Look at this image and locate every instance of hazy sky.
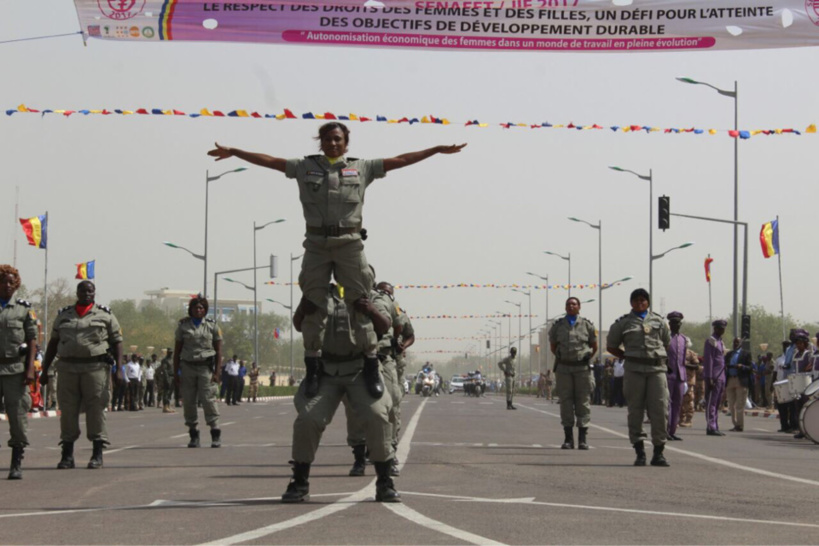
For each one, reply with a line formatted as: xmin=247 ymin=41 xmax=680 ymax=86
xmin=3 ymin=0 xmax=818 ymax=360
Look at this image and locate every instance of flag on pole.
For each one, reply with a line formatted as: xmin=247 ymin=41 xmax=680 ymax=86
xmin=19 ymin=215 xmax=47 ymax=249
xmin=274 ymin=328 xmax=281 ymax=339
xmin=75 ymin=260 xmax=95 ymax=280
xmin=704 ymin=257 xmax=714 ymax=282
xmin=760 ymin=219 xmax=780 ymax=258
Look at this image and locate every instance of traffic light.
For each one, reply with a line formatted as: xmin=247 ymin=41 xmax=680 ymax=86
xmin=741 ymin=314 xmax=751 ymax=340
xmin=658 ymin=196 xmax=671 ymax=230
xmin=486 ymin=339 xmax=490 ymax=349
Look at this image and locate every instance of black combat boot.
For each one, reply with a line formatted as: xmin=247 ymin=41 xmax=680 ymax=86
xmin=349 ymin=445 xmax=366 ymax=476
xmin=57 ymin=441 xmax=75 ymax=469
xmin=281 ymin=462 xmax=310 ymax=503
xmin=650 ymin=444 xmax=670 ymax=467
xmin=633 ymin=440 xmax=647 ymax=467
xmin=187 ymin=428 xmax=200 ymax=448
xmin=8 ymin=446 xmax=24 ymax=480
xmin=362 ymin=357 xmax=384 ymax=399
xmin=374 ymin=460 xmax=401 ymax=503
xmin=88 ymin=440 xmax=104 ymax=469
xmin=578 ymin=427 xmax=589 ymax=450
xmin=303 ymin=357 xmax=321 ymax=398
xmin=507 ymin=401 xmax=517 ymax=410
xmin=390 ymin=452 xmax=400 ymax=477
xmin=561 ymin=427 xmax=574 ymax=449
xmin=210 ymin=428 xmax=222 ymax=448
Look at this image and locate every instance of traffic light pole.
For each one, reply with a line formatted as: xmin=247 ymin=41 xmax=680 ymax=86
xmin=671 ymin=212 xmax=748 ymax=345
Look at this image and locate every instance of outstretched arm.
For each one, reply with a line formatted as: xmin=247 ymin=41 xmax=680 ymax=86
xmin=207 ymin=142 xmax=286 ymax=173
xmin=383 ymin=144 xmax=467 ymax=173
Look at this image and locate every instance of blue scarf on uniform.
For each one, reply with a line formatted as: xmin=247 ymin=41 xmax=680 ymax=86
xmin=567 ymin=315 xmax=577 ymax=327
xmin=192 ymin=318 xmax=203 ymax=327
xmin=634 ymin=311 xmax=648 ymax=319
xmin=0 ymin=299 xmax=8 ymax=309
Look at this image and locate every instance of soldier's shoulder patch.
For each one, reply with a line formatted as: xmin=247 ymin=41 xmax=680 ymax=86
xmin=305 ymin=154 xmax=322 ymax=160
xmin=96 ymin=304 xmax=112 ymax=314
xmin=347 ymin=157 xmax=360 ymax=162
xmin=15 ymin=299 xmax=31 ymax=308
xmin=58 ymin=305 xmax=73 ymax=314
xmin=614 ymin=313 xmax=630 ymax=323
xmin=205 ymin=318 xmax=215 ymax=323
xmin=178 ymin=317 xmax=189 ymax=325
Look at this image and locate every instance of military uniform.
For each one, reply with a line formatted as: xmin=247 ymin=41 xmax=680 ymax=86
xmin=0 ymin=299 xmax=37 ymax=449
xmin=498 ymin=354 xmax=516 ymax=405
xmin=248 ymin=366 xmax=259 ymax=402
xmin=51 ymin=304 xmax=122 ymax=447
xmin=549 ymin=316 xmax=596 ymax=429
xmin=372 ymin=290 xmax=405 ymax=472
xmin=175 ymin=317 xmax=221 ymax=430
xmin=45 ymin=362 xmax=58 ymax=411
xmin=395 ymin=312 xmax=414 ymax=383
xmin=606 ymin=311 xmax=670 ymax=447
xmin=680 ymin=349 xmax=699 ymax=426
xmin=286 ymin=156 xmax=385 ymax=357
xmin=157 ymin=353 xmax=175 ymax=411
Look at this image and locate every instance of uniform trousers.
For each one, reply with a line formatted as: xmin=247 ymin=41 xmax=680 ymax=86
xmin=0 ymin=373 xmax=31 ymax=447
xmin=127 ymin=379 xmax=140 ymax=410
xmin=56 ymin=361 xmax=110 ymax=445
xmin=46 ymin=373 xmax=58 ymax=409
xmin=504 ymin=375 xmax=515 ymax=403
xmin=299 ymin=236 xmax=376 ymax=356
xmin=343 ymin=393 xmax=366 ymax=447
xmin=667 ymin=377 xmax=686 ymax=435
xmin=623 ymin=366 xmax=668 ymax=446
xmin=180 ymin=361 xmax=220 ymax=429
xmin=248 ymin=382 xmax=258 ymax=401
xmin=381 ymin=357 xmax=403 ymax=447
xmin=725 ymin=376 xmax=748 ymax=429
xmin=705 ymin=378 xmax=726 ymax=431
xmin=681 ymin=368 xmax=697 ymax=425
xmin=159 ymin=376 xmax=174 ymax=406
xmin=292 ymin=368 xmax=393 ymax=463
xmin=555 ymin=364 xmax=593 ymax=428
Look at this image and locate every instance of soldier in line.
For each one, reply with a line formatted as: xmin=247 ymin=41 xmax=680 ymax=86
xmin=156 ymin=348 xmax=176 ymax=413
xmin=703 ymin=320 xmax=727 ymax=437
xmin=174 ymin=296 xmax=223 ymax=449
xmin=0 ymin=265 xmax=38 ymax=479
xmin=284 ymin=283 xmax=398 ymax=503
xmin=665 ymin=312 xmax=687 ymax=441
xmin=247 ymin=362 xmax=260 ymax=402
xmin=679 ymin=343 xmax=701 ymax=427
xmin=208 ymin=126 xmax=465 ymax=409
xmin=548 ymin=297 xmax=597 ymax=450
xmin=43 ymin=345 xmax=58 ymax=411
xmin=498 ymin=347 xmax=518 ymax=410
xmin=606 ymin=289 xmax=671 ymax=467
xmin=41 ymin=280 xmax=123 ymax=470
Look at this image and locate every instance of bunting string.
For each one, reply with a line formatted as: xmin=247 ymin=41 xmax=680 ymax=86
xmin=264 ymin=281 xmax=621 ymax=290
xmin=6 ymin=104 xmax=813 ymax=140
xmin=409 ymin=314 xmax=538 ymax=320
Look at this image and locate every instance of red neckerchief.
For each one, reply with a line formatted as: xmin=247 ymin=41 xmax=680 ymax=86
xmin=75 ymin=303 xmax=94 ymax=317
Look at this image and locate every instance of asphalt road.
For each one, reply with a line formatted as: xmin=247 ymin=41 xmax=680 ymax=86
xmin=1 ymin=393 xmax=817 ymax=545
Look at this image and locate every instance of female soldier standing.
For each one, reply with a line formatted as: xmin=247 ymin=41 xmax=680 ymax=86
xmin=0 ymin=265 xmax=37 ymax=479
xmin=41 ymin=281 xmax=123 ymax=469
xmin=606 ymin=289 xmax=671 ymax=467
xmin=173 ymin=296 xmax=223 ymax=448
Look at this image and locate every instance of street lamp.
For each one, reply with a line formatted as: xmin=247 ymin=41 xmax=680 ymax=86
xmin=676 ymin=76 xmax=740 ymax=337
xmin=290 ymin=253 xmax=304 ymax=380
xmin=223 ymin=276 xmax=257 ymax=363
xmin=163 ymin=242 xmax=205 ymax=293
xmin=544 ymin=251 xmax=571 ymax=297
xmin=568 ymin=216 xmax=603 ymax=366
xmin=609 ymin=166 xmax=653 ymax=305
xmin=253 ymin=218 xmax=286 ymax=368
xmin=205 ymin=167 xmax=247 ymax=297
xmin=652 ymin=243 xmax=695 ymax=299
xmin=504 ymin=300 xmax=522 ymax=382
xmin=512 ymin=288 xmax=533 ymax=382
xmin=488 ymin=320 xmax=501 ymax=361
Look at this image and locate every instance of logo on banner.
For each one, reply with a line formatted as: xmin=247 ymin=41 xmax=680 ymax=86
xmin=97 ymin=0 xmax=146 ymax=21
xmin=808 ymin=0 xmax=819 ymax=25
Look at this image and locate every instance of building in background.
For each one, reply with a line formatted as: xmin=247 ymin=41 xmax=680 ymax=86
xmin=142 ymin=288 xmax=260 ymax=321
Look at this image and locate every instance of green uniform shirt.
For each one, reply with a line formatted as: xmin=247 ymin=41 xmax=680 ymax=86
xmin=0 ymin=299 xmax=38 ymax=374
xmin=498 ymin=355 xmax=516 ymax=376
xmin=51 ymin=304 xmax=123 ymax=359
xmin=606 ymin=311 xmax=670 ymax=372
xmin=175 ymin=318 xmax=221 ymax=362
xmin=157 ymin=355 xmax=174 ymax=379
xmin=371 ymin=290 xmax=399 ymax=357
xmin=285 ymin=156 xmax=385 ymax=231
xmin=397 ymin=312 xmax=414 ymax=340
xmin=321 ymin=285 xmax=361 ymax=376
xmin=548 ymin=315 xmax=596 ymax=364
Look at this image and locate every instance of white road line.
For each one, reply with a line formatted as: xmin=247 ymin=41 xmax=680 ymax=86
xmin=401 ymin=492 xmax=819 ymax=530
xmin=519 ymin=403 xmax=819 ymax=488
xmin=753 ymin=428 xmax=769 ymax=432
xmin=383 ymin=503 xmax=506 ymax=546
xmin=221 ymin=422 xmax=235 ymax=427
xmin=169 ymin=433 xmax=188 ymax=439
xmin=106 ymin=445 xmax=137 ymax=455
xmin=451 ymin=401 xmax=465 ymax=404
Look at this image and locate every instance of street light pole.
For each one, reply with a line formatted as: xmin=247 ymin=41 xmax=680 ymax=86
xmin=505 ymin=300 xmax=522 ymax=382
xmin=253 ymin=218 xmax=286 ymax=367
xmin=609 ymin=166 xmax=653 ymax=305
xmin=568 ymin=217 xmax=603 ymax=366
xmin=544 ymin=251 xmax=571 ymax=297
xmin=205 ymin=167 xmax=247 ymax=298
xmin=290 ymin=253 xmax=304 ymax=381
xmin=513 ymin=288 xmax=533 ymax=381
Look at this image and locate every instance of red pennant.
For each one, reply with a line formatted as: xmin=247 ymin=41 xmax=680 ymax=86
xmin=173 ymin=109 xmax=186 ymax=115
xmin=323 ymin=112 xmax=337 ymax=120
xmin=213 ymin=111 xmax=225 ymax=117
xmin=250 ymin=112 xmax=262 ymax=118
xmin=136 ymin=108 xmax=149 ymax=115
xmin=359 ymin=117 xmax=371 ymax=122
xmin=728 ymin=130 xmax=739 ymax=138
xmin=284 ymin=109 xmax=296 ymax=119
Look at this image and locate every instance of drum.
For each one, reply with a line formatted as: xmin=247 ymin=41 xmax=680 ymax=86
xmin=799 ymin=398 xmax=819 ymax=444
xmin=802 ymin=378 xmax=819 ymax=401
xmin=789 ymin=373 xmax=813 ymax=398
xmin=774 ymin=379 xmax=793 ymax=403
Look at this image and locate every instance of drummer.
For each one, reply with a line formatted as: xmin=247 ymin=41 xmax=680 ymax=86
xmin=791 ymin=329 xmax=813 ymax=439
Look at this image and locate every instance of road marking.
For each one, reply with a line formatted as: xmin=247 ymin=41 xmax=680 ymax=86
xmin=401 ymin=492 xmax=819 ymax=530
xmin=753 ymin=428 xmax=769 ymax=432
xmin=519 ymin=403 xmax=819 ymax=488
xmin=106 ymin=445 xmax=137 ymax=455
xmin=221 ymin=422 xmax=235 ymax=427
xmin=277 ymin=412 xmax=288 ymax=415
xmin=383 ymin=503 xmax=506 ymax=546
xmin=170 ymin=433 xmax=188 ymax=439
xmin=451 ymin=401 xmax=465 ymax=404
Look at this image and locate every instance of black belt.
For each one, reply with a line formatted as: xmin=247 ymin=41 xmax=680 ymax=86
xmin=557 ymin=360 xmax=590 ymax=366
xmin=60 ymin=356 xmax=106 ymax=364
xmin=322 ymin=352 xmax=363 ymax=363
xmin=306 ymin=225 xmax=360 ymax=237
xmin=0 ymin=357 xmax=22 ymax=365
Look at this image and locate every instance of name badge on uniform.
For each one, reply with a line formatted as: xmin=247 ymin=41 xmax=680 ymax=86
xmin=307 ymin=171 xmax=324 ymax=177
xmin=341 ymin=168 xmax=358 ymax=177
xmin=644 ymin=325 xmax=652 ymax=334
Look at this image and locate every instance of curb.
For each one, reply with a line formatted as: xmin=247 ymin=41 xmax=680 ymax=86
xmin=722 ymin=409 xmax=780 ymax=419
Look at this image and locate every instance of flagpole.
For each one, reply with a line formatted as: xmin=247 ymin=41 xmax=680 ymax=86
xmin=776 ymin=215 xmax=785 ymax=340
xmin=43 ymin=211 xmax=49 ymax=348
xmin=707 ymin=253 xmax=712 ymax=325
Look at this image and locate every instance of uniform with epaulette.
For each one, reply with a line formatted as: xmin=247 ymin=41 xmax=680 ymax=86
xmin=549 ymin=314 xmax=597 ymax=450
xmin=498 ymin=349 xmax=518 ymax=409
xmin=0 ymin=297 xmax=37 ymax=478
xmin=174 ymin=316 xmax=221 ymax=442
xmin=395 ymin=310 xmax=414 ymax=382
xmin=606 ymin=307 xmax=671 ymax=460
xmin=156 ymin=350 xmax=176 ymax=413
xmin=285 ymin=155 xmax=386 ymax=402
xmin=49 ymin=302 xmax=122 ymax=468
xmin=285 ymin=284 xmax=397 ymax=504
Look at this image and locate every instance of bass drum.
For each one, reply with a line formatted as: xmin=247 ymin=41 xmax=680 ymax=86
xmin=799 ymin=398 xmax=819 ymax=444
xmin=802 ymin=378 xmax=819 ymax=401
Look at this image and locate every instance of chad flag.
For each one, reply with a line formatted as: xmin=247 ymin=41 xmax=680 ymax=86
xmin=19 ymin=215 xmax=47 ymax=249
xmin=760 ymin=220 xmax=780 ymax=258
xmin=75 ymin=260 xmax=95 ymax=280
